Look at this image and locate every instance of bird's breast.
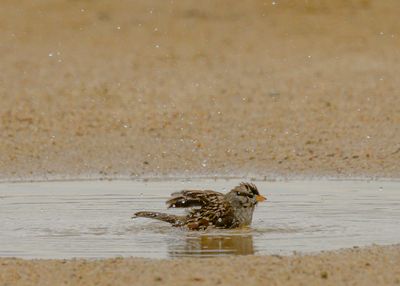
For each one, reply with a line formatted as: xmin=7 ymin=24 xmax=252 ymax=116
xmin=233 ymin=206 xmax=254 ymax=226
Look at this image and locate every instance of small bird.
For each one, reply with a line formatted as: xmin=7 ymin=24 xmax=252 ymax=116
xmin=133 ymin=182 xmax=267 ymax=230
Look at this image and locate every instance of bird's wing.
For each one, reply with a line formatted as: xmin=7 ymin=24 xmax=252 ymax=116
xmin=166 ymin=190 xmax=224 ymax=208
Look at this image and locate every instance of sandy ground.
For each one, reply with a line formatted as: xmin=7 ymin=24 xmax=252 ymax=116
xmin=1 ymin=0 xmax=399 ymax=180
xmin=1 ymin=0 xmax=400 ymax=285
xmin=1 ymin=245 xmax=400 ymax=286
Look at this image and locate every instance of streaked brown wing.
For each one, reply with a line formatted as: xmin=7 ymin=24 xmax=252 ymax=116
xmin=185 ymin=197 xmax=235 ymax=229
xmin=166 ymin=190 xmax=224 ymax=208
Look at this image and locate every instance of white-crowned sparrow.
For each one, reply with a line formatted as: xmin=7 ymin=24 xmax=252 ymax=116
xmin=133 ymin=182 xmax=267 ymax=230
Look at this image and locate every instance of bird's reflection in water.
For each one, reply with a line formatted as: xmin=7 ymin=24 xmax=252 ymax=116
xmin=169 ymin=232 xmax=254 ymax=257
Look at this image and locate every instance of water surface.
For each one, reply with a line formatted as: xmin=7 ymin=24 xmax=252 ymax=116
xmin=0 ymin=179 xmax=399 ymax=259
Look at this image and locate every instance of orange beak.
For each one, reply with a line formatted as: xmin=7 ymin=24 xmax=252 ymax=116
xmin=256 ymin=195 xmax=267 ymax=202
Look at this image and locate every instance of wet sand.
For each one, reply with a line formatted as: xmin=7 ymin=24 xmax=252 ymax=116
xmin=1 ymin=245 xmax=400 ymax=286
xmin=1 ymin=0 xmax=400 ymax=285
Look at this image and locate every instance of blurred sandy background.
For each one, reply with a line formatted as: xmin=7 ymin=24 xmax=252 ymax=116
xmin=1 ymin=0 xmax=399 ymax=180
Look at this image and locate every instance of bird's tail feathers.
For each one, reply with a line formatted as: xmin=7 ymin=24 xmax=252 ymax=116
xmin=133 ymin=211 xmax=182 ymax=226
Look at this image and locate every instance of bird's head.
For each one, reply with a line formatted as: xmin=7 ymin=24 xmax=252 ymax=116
xmin=226 ymin=182 xmax=267 ymax=208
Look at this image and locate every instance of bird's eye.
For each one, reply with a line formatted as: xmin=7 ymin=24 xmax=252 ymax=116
xmin=237 ymin=192 xmax=253 ymax=198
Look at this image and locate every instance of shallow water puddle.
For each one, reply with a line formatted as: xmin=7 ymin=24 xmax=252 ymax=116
xmin=0 ymin=179 xmax=399 ymax=259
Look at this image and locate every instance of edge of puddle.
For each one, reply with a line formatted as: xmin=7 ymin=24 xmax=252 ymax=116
xmin=1 ymin=173 xmax=400 ymax=184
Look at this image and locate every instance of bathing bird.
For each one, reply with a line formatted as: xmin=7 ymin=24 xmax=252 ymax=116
xmin=133 ymin=182 xmax=267 ymax=230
